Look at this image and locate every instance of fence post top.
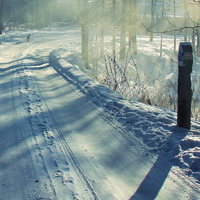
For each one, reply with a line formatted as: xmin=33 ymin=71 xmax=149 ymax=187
xmin=179 ymin=42 xmax=192 ymax=47
xmin=178 ymin=42 xmax=193 ymax=67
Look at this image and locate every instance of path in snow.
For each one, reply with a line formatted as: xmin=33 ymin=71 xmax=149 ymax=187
xmin=0 ymin=27 xmax=200 ymax=200
xmin=0 ymin=28 xmax=93 ymax=199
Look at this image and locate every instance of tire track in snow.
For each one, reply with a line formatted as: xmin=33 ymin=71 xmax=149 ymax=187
xmin=49 ymin=47 xmax=200 ymax=199
xmin=32 ymin=65 xmax=100 ymax=200
xmin=12 ymin=45 xmax=98 ymax=199
xmin=43 ymin=118 xmax=100 ymax=200
xmin=10 ymin=46 xmax=56 ymax=199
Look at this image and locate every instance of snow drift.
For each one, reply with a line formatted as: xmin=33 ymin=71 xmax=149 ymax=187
xmin=49 ymin=46 xmax=200 ymax=192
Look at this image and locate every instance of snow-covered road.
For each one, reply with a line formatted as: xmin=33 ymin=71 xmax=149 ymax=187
xmin=0 ymin=27 xmax=200 ymax=200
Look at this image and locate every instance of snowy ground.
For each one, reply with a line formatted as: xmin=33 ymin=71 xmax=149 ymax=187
xmin=0 ymin=25 xmax=200 ymax=199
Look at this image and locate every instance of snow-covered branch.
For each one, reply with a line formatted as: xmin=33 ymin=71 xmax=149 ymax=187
xmin=142 ymin=22 xmax=199 ymax=34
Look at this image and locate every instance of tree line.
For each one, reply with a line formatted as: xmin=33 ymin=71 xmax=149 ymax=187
xmin=1 ymin=0 xmax=200 ymax=64
xmin=78 ymin=0 xmax=200 ymax=66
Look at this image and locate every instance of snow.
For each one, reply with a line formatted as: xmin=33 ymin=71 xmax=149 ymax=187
xmin=0 ymin=24 xmax=200 ymax=199
xmin=49 ymin=44 xmax=200 ymax=183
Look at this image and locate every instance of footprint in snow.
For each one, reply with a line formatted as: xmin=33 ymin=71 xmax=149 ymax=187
xmin=158 ymin=116 xmax=174 ymax=125
xmin=55 ymin=170 xmax=63 ymax=177
xmin=24 ymin=102 xmax=30 ymax=106
xmin=63 ymin=179 xmax=73 ymax=185
xmin=38 ymin=123 xmax=46 ymax=129
xmin=180 ymin=139 xmax=200 ymax=150
xmin=27 ymin=106 xmax=33 ymax=112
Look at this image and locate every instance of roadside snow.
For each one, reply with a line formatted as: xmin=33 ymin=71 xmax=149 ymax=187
xmin=0 ymin=25 xmax=200 ymax=199
xmin=49 ymin=45 xmax=200 ymax=188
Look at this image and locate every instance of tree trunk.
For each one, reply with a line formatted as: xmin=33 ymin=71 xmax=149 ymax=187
xmin=184 ymin=0 xmax=187 ymax=41
xmin=160 ymin=0 xmax=164 ymax=57
xmin=100 ymin=0 xmax=105 ymax=57
xmin=144 ymin=0 xmax=147 ymax=18
xmin=81 ymin=0 xmax=89 ymax=68
xmin=112 ymin=0 xmax=116 ymax=54
xmin=129 ymin=0 xmax=137 ymax=55
xmin=150 ymin=0 xmax=154 ymax=42
xmin=0 ymin=0 xmax=5 ymax=35
xmin=197 ymin=8 xmax=200 ymax=56
xmin=173 ymin=0 xmax=176 ymax=54
xmin=192 ymin=4 xmax=196 ymax=53
xmin=197 ymin=32 xmax=200 ymax=56
xmin=120 ymin=0 xmax=127 ymax=60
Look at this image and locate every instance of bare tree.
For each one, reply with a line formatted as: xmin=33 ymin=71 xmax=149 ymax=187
xmin=120 ymin=0 xmax=128 ymax=60
xmin=190 ymin=0 xmax=200 ymax=3
xmin=142 ymin=0 xmax=200 ymax=56
xmin=150 ymin=0 xmax=156 ymax=41
xmin=100 ymin=0 xmax=105 ymax=57
xmin=196 ymin=7 xmax=200 ymax=56
xmin=129 ymin=0 xmax=137 ymax=55
xmin=81 ymin=0 xmax=89 ymax=68
xmin=112 ymin=0 xmax=116 ymax=54
xmin=184 ymin=0 xmax=188 ymax=41
xmin=173 ymin=0 xmax=176 ymax=54
xmin=0 ymin=0 xmax=5 ymax=35
xmin=160 ymin=0 xmax=164 ymax=57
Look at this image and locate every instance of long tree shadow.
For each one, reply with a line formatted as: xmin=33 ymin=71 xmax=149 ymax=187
xmin=130 ymin=154 xmax=172 ymax=200
xmin=129 ymin=127 xmax=192 ymax=200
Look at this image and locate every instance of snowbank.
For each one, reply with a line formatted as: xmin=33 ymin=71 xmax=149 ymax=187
xmin=49 ymin=46 xmax=200 ymax=185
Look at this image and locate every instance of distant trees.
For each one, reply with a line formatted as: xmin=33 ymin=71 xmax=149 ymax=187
xmin=77 ymin=0 xmax=139 ymax=64
xmin=3 ymin=0 xmax=33 ymax=24
xmin=141 ymin=0 xmax=200 ymax=56
xmin=79 ymin=0 xmax=200 ymax=64
xmin=2 ymin=0 xmax=200 ymax=58
xmin=1 ymin=0 xmax=75 ymax=29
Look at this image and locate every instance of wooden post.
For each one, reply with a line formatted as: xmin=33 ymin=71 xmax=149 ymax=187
xmin=177 ymin=42 xmax=193 ymax=129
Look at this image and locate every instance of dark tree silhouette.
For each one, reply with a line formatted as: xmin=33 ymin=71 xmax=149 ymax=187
xmin=0 ymin=0 xmax=5 ymax=35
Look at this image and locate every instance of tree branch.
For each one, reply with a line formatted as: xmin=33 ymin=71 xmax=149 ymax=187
xmin=142 ymin=22 xmax=198 ymax=34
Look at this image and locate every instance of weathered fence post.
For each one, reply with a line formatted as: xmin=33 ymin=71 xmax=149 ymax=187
xmin=177 ymin=42 xmax=193 ymax=129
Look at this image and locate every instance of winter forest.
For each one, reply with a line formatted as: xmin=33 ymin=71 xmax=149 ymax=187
xmin=1 ymin=0 xmax=200 ymax=120
xmin=1 ymin=1 xmax=200 ymax=199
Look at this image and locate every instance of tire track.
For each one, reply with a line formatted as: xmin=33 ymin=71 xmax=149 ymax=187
xmin=33 ymin=69 xmax=100 ymax=200
xmin=12 ymin=44 xmax=99 ymax=199
xmin=11 ymin=45 xmax=57 ymax=199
